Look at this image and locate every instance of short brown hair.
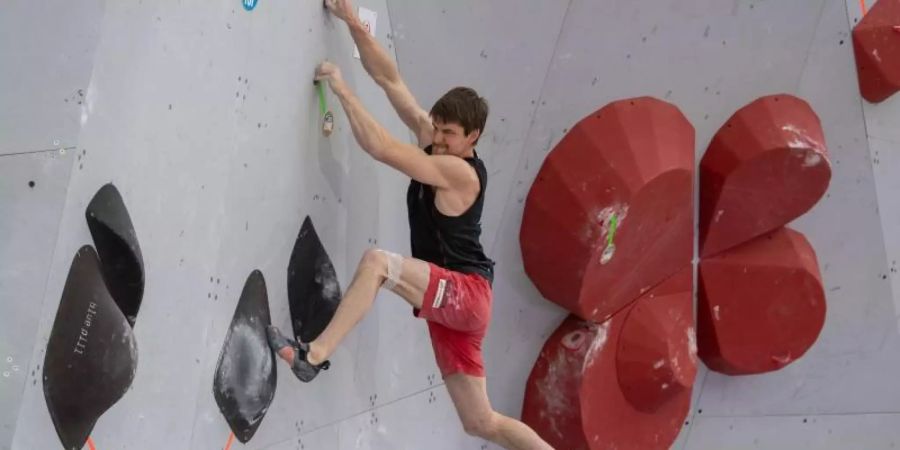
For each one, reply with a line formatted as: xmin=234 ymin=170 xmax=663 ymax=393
xmin=430 ymin=87 xmax=489 ymax=144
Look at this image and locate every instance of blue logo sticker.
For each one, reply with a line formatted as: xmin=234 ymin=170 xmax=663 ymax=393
xmin=243 ymin=0 xmax=258 ymax=11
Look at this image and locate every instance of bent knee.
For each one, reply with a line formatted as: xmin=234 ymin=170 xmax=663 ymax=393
xmin=359 ymin=248 xmax=385 ymax=269
xmin=359 ymin=248 xmax=403 ymax=288
xmin=461 ymin=412 xmax=499 ymax=439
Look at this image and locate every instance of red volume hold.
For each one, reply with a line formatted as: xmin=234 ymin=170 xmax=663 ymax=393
xmin=697 ymin=227 xmax=826 ymax=375
xmin=699 ymin=94 xmax=830 ymax=258
xmin=522 ymin=268 xmax=696 ymax=450
xmin=853 ymin=0 xmax=900 ymax=102
xmin=521 ymin=97 xmax=694 ymax=322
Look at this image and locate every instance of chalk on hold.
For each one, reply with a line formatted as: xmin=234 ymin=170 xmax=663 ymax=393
xmin=287 ymin=216 xmax=342 ymax=343
xmin=44 ymin=246 xmax=137 ymax=450
xmin=851 ymin=0 xmax=900 ymax=102
xmin=323 ymin=111 xmax=334 ymax=136
xmin=520 ymin=97 xmax=694 ymax=322
xmin=522 ymin=269 xmax=696 ymax=450
xmin=699 ymin=95 xmax=830 ymax=257
xmin=213 ymin=270 xmax=276 ymax=443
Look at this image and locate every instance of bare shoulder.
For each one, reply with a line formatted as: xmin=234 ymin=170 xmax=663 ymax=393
xmin=431 ymin=154 xmax=479 ymax=191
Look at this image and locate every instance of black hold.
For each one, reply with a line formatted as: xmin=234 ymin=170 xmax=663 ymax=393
xmin=287 ymin=216 xmax=342 ymax=343
xmin=28 ymin=181 xmax=35 ymax=188
xmin=213 ymin=270 xmax=276 ymax=444
xmin=86 ymin=183 xmax=144 ymax=327
xmin=43 ymin=246 xmax=138 ymax=450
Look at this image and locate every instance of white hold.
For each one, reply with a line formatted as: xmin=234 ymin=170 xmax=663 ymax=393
xmin=714 ymin=209 xmax=724 ymax=223
xmin=782 ymin=124 xmax=826 ymax=157
xmin=713 ymin=305 xmax=721 ymax=321
xmin=562 ymin=330 xmax=587 ymax=351
xmin=600 ymin=244 xmax=616 ymax=265
xmin=873 ymin=49 xmax=882 ymax=63
xmin=653 ymin=359 xmax=665 ymax=369
xmin=80 ymin=81 xmax=96 ymax=127
xmin=662 ymin=383 xmax=670 ymax=390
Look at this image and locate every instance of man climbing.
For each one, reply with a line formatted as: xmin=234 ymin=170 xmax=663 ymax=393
xmin=265 ymin=1 xmax=553 ymax=449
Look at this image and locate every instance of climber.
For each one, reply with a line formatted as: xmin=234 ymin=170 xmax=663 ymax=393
xmin=264 ymin=1 xmax=553 ymax=448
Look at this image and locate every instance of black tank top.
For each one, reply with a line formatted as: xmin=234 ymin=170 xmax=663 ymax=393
xmin=406 ymin=146 xmax=495 ymax=284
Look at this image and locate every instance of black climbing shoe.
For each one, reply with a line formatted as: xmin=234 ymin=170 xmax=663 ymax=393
xmin=266 ymin=325 xmax=330 ymax=382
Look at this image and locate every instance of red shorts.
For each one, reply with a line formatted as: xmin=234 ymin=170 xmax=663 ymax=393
xmin=413 ymin=263 xmax=492 ymax=378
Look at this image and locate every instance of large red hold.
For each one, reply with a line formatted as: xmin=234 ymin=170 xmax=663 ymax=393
xmin=520 ymin=97 xmax=694 ymax=322
xmin=522 ymin=269 xmax=696 ymax=450
xmin=697 ymin=227 xmax=826 ymax=375
xmin=699 ymin=94 xmax=831 ymax=258
xmin=852 ymin=0 xmax=900 ymax=102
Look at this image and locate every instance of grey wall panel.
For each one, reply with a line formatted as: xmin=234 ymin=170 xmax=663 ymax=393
xmin=0 ymin=150 xmax=73 ymax=449
xmin=693 ymin=0 xmax=899 ymax=420
xmin=334 ymin=385 xmax=485 ymax=450
xmin=10 ymin=0 xmax=250 ymax=447
xmin=263 ymin=422 xmax=340 ymax=450
xmin=0 ymin=0 xmax=104 ymax=155
xmin=685 ymin=413 xmax=900 ymax=449
xmin=863 ymin=100 xmax=900 ymax=142
xmin=871 ymin=135 xmax=900 ymax=333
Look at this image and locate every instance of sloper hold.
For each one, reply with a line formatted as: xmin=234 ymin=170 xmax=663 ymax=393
xmin=522 ymin=269 xmax=695 ymax=450
xmin=520 ymin=97 xmax=694 ymax=322
xmin=852 ymin=0 xmax=900 ymax=102
xmin=699 ymin=94 xmax=831 ymax=258
xmin=213 ymin=270 xmax=276 ymax=443
xmin=697 ymin=227 xmax=826 ymax=375
xmin=616 ymin=268 xmax=696 ymax=414
xmin=85 ymin=183 xmax=144 ymax=326
xmin=287 ymin=216 xmax=342 ymax=343
xmin=43 ymin=246 xmax=138 ymax=450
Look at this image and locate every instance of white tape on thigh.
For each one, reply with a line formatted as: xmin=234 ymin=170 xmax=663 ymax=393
xmin=377 ymin=250 xmax=403 ymax=290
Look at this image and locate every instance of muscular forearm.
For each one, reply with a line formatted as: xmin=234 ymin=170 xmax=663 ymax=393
xmin=345 ymin=17 xmax=401 ymax=88
xmin=332 ymin=83 xmax=393 ymax=160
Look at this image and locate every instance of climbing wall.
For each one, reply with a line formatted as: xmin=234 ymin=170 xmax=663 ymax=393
xmin=2 ymin=0 xmax=900 ymax=449
xmin=389 ymin=0 xmax=900 ymax=448
xmin=1 ymin=0 xmax=479 ymax=448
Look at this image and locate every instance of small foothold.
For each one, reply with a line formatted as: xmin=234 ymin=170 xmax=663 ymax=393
xmin=28 ymin=181 xmax=35 ymax=188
